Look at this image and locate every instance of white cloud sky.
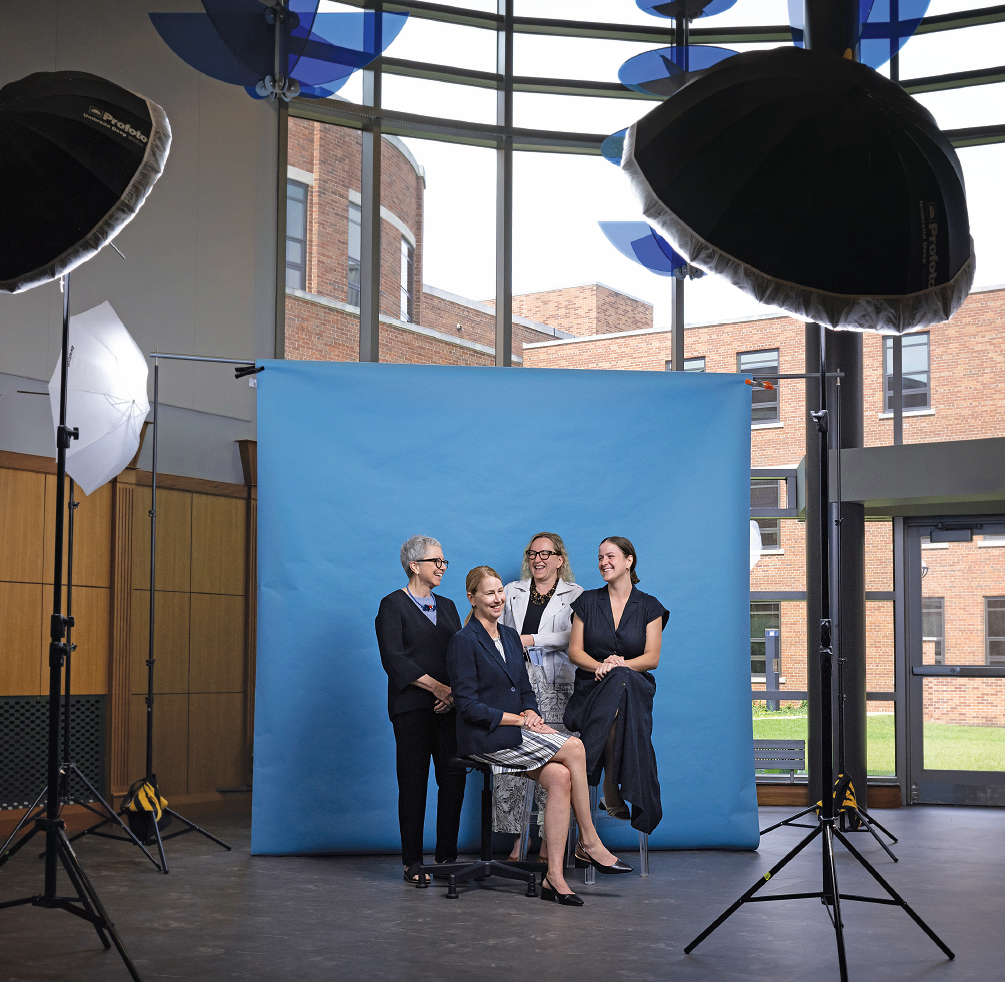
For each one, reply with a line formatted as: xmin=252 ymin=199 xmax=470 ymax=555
xmin=327 ymin=1 xmax=1005 ymax=326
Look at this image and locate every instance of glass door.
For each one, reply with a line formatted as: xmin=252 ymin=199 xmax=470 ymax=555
xmin=905 ymin=518 xmax=1005 ymax=805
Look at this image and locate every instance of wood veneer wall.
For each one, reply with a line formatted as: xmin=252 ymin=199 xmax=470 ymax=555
xmin=0 ymin=451 xmax=256 ymax=801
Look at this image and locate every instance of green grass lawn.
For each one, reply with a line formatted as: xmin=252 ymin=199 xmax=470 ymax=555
xmin=752 ymin=712 xmax=1005 ymax=774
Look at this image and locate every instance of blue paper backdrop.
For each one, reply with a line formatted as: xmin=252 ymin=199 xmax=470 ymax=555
xmin=251 ymin=361 xmax=759 ymax=855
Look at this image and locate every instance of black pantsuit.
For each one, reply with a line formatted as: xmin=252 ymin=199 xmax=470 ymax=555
xmin=375 ymin=589 xmax=465 ymax=867
xmin=391 ymin=709 xmax=466 ymax=866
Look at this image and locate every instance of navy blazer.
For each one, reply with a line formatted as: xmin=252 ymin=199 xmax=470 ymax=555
xmin=446 ymin=618 xmax=538 ymax=758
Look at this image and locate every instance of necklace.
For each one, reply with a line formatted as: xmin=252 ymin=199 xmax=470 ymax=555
xmin=530 ymin=579 xmax=558 ymax=606
xmin=406 ymin=586 xmax=436 ymax=612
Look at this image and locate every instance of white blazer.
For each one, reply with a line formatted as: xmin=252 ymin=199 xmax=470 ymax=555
xmin=502 ymin=578 xmax=584 ymax=651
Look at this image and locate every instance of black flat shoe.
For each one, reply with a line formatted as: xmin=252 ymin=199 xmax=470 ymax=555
xmin=541 ymin=877 xmax=584 ymax=906
xmin=575 ymin=840 xmax=633 ymax=874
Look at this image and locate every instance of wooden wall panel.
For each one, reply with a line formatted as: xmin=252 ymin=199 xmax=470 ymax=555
xmin=0 ymin=468 xmax=45 ymax=583
xmin=131 ymin=488 xmax=191 ymax=593
xmin=128 ymin=693 xmax=189 ymax=797
xmin=191 ymin=495 xmax=245 ymax=595
xmin=130 ymin=590 xmax=191 ymax=695
xmin=42 ymin=479 xmax=112 ymax=588
xmin=188 ymin=693 xmax=244 ymax=793
xmin=57 ymin=586 xmax=110 ymax=695
xmin=0 ymin=582 xmax=43 ymax=695
xmin=189 ymin=594 xmax=244 ymax=693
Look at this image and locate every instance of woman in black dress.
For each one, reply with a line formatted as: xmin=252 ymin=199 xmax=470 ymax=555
xmin=375 ymin=535 xmax=466 ymax=884
xmin=564 ymin=536 xmax=669 ymax=835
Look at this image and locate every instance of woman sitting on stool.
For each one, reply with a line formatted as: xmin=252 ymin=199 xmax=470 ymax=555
xmin=564 ymin=536 xmax=669 ymax=836
xmin=375 ymin=535 xmax=465 ymax=885
xmin=448 ymin=565 xmax=631 ymax=907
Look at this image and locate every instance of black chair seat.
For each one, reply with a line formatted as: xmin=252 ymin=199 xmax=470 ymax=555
xmin=416 ymin=757 xmax=546 ymax=899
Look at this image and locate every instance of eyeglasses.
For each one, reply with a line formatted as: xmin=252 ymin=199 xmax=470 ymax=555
xmin=526 ymin=550 xmax=558 ymax=560
xmin=414 ymin=558 xmax=449 ymax=569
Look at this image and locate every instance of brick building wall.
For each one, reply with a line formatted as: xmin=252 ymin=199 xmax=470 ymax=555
xmin=486 ymin=283 xmax=653 ymax=337
xmin=526 ymin=288 xmax=1005 ymax=727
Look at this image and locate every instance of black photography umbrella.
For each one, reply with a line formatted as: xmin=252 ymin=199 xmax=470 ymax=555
xmin=623 ymin=45 xmax=974 ymax=333
xmin=0 ymin=70 xmax=171 ymax=293
xmin=0 ymin=70 xmax=170 ymax=982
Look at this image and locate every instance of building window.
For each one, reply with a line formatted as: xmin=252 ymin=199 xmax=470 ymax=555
xmin=738 ymin=349 xmax=779 ymax=422
xmin=286 ymin=180 xmax=308 ymax=291
xmin=347 ymin=202 xmax=361 ymax=307
xmin=885 ymin=332 xmax=930 ymax=411
xmin=664 ymin=357 xmax=705 ymax=371
xmin=750 ymin=602 xmax=780 ymax=677
xmin=922 ymin=597 xmax=945 ymax=665
xmin=400 ymin=238 xmax=415 ymax=322
xmin=750 ymin=480 xmax=781 ymax=549
xmin=986 ymin=597 xmax=1005 ymax=666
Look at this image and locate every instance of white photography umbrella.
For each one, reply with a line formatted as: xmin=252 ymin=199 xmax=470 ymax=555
xmin=48 ymin=301 xmax=149 ymax=495
xmin=749 ymin=520 xmax=762 ymax=571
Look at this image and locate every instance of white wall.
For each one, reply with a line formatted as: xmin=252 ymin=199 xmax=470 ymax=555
xmin=0 ymin=0 xmax=277 ymax=483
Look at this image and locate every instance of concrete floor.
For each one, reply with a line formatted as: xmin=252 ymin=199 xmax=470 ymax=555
xmin=0 ymin=799 xmax=1000 ymax=982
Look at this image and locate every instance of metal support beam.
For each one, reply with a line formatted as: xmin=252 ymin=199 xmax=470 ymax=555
xmin=671 ymin=276 xmax=684 ymax=371
xmin=275 ymin=101 xmax=288 ymax=359
xmin=495 ymin=0 xmax=514 ymax=367
xmin=359 ymin=4 xmax=384 ymax=363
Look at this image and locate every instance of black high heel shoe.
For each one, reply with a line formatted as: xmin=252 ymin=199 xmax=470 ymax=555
xmin=575 ymin=840 xmax=633 ymax=874
xmin=541 ymin=877 xmax=584 ymax=906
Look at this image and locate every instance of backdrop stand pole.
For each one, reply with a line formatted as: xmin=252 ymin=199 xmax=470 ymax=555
xmin=0 ymin=272 xmax=142 ymax=982
xmin=685 ymin=323 xmax=952 ymax=982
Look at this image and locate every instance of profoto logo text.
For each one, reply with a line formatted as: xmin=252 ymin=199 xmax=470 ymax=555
xmin=925 ymin=202 xmax=939 ymax=288
xmin=85 ymin=106 xmax=148 ymax=146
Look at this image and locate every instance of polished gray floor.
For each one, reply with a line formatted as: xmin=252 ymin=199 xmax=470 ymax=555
xmin=0 ymin=800 xmax=1000 ymax=982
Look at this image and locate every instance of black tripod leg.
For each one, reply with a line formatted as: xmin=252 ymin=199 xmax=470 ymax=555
xmin=55 ymin=835 xmax=110 ymax=950
xmin=66 ymin=766 xmax=162 ymax=870
xmin=160 ymin=808 xmax=232 ymax=850
xmin=760 ymin=804 xmax=818 ymax=836
xmin=833 ymin=829 xmax=955 ymax=959
xmin=851 ymin=808 xmax=898 ymax=862
xmin=823 ymin=825 xmax=849 ymax=982
xmin=854 ymin=805 xmax=898 ymax=844
xmin=0 ymin=825 xmax=41 ymax=869
xmin=149 ymin=809 xmax=168 ymax=874
xmin=685 ymin=825 xmax=822 ymax=953
xmin=0 ymin=785 xmax=48 ymax=860
xmin=56 ymin=830 xmax=143 ymax=981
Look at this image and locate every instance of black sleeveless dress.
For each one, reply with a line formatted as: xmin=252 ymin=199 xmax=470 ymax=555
xmin=563 ymin=585 xmax=669 ymax=834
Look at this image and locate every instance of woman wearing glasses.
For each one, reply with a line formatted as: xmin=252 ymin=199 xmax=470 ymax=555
xmin=375 ymin=535 xmax=466 ymax=885
xmin=496 ymin=533 xmax=582 ymax=862
xmin=564 ymin=536 xmax=669 ymax=836
xmin=449 ymin=565 xmax=631 ymax=906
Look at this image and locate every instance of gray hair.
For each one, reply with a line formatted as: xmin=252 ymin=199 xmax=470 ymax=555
xmin=400 ymin=535 xmax=442 ymax=576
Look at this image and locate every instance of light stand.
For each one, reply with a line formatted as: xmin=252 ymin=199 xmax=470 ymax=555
xmin=0 ymin=272 xmax=142 ymax=981
xmin=0 ymin=479 xmax=163 ymax=872
xmin=757 ymin=377 xmax=898 ymax=859
xmin=77 ymin=361 xmax=232 ymax=872
xmin=685 ymin=322 xmax=953 ymax=982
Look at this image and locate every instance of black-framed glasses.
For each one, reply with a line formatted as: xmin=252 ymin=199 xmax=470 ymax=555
xmin=414 ymin=558 xmax=449 ymax=569
xmin=526 ymin=550 xmax=557 ymax=560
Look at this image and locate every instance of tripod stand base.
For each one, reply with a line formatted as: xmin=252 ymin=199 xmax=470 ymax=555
xmin=685 ymin=819 xmax=953 ymax=982
xmin=0 ymin=819 xmax=142 ymax=982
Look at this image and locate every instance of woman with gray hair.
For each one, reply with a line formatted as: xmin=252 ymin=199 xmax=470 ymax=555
xmin=375 ymin=535 xmax=465 ymax=885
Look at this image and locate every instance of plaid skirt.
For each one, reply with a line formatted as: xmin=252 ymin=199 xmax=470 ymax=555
xmin=469 ymin=729 xmax=568 ymax=776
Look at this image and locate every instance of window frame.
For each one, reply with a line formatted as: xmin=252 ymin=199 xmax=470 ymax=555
xmin=750 ymin=601 xmax=781 ymax=679
xmin=347 ymin=201 xmax=361 ymax=308
xmin=985 ymin=597 xmax=1005 ymax=666
xmin=400 ymin=237 xmax=415 ymax=323
xmin=738 ymin=349 xmax=780 ymax=423
xmin=884 ymin=332 xmax=931 ymax=412
xmin=285 ymin=179 xmax=309 ymax=292
xmin=684 ymin=357 xmax=706 ymax=372
xmin=922 ymin=596 xmax=945 ymax=665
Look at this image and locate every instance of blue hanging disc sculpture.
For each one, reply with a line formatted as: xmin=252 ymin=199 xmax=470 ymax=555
xmin=636 ymin=1 xmax=738 ymax=18
xmin=599 ymin=222 xmax=699 ymax=279
xmin=619 ymin=45 xmax=737 ymax=96
xmin=601 ymin=129 xmax=628 ymax=166
xmin=150 ymin=0 xmax=408 ymax=100
xmin=788 ymin=0 xmax=930 ymax=69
